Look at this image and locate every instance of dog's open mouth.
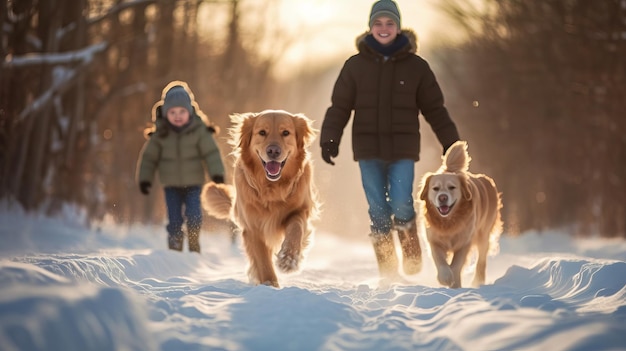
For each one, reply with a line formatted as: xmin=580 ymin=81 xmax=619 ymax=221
xmin=262 ymin=159 xmax=286 ymax=181
xmin=437 ymin=204 xmax=454 ymax=216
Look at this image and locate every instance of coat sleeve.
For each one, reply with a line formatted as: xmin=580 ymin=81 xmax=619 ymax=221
xmin=136 ymin=137 xmax=160 ymax=184
xmin=417 ymin=62 xmax=460 ymax=151
xmin=199 ymin=129 xmax=225 ymax=178
xmin=320 ymin=60 xmax=356 ymax=146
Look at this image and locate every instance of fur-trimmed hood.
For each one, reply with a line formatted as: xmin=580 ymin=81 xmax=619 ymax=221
xmin=144 ymin=81 xmax=219 ymax=139
xmin=356 ymin=29 xmax=419 ymax=55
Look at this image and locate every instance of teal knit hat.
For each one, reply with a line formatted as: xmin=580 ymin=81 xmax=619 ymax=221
xmin=369 ymin=0 xmax=401 ymax=28
xmin=162 ymin=85 xmax=193 ymax=115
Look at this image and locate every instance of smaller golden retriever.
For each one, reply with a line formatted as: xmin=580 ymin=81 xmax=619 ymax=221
xmin=202 ymin=110 xmax=319 ymax=288
xmin=419 ymin=141 xmax=502 ymax=288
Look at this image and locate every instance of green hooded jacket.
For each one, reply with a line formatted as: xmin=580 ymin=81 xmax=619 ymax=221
xmin=136 ymin=112 xmax=225 ymax=187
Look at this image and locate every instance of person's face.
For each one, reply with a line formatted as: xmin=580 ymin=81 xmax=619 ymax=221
xmin=370 ymin=16 xmax=400 ymax=46
xmin=166 ymin=107 xmax=190 ymax=127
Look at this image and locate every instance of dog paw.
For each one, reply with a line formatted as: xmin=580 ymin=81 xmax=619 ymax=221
xmin=471 ymin=276 xmax=485 ymax=288
xmin=260 ymin=280 xmax=280 ymax=288
xmin=247 ymin=268 xmax=279 ymax=288
xmin=276 ymin=248 xmax=301 ymax=273
xmin=437 ymin=266 xmax=455 ymax=287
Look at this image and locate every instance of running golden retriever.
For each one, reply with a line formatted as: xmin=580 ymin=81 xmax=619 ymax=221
xmin=201 ymin=110 xmax=319 ymax=288
xmin=419 ymin=141 xmax=502 ymax=288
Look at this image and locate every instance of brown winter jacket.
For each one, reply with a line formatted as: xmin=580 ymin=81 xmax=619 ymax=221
xmin=136 ymin=114 xmax=225 ymax=187
xmin=320 ymin=29 xmax=460 ymax=161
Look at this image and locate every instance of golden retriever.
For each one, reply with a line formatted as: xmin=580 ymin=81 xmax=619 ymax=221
xmin=201 ymin=110 xmax=319 ymax=288
xmin=418 ymin=141 xmax=502 ymax=288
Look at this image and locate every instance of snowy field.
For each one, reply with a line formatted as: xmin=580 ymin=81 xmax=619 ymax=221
xmin=1 ymin=205 xmax=626 ymax=351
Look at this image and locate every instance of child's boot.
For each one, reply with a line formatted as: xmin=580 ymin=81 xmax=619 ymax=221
xmin=168 ymin=233 xmax=183 ymax=251
xmin=370 ymin=232 xmax=400 ymax=281
xmin=188 ymin=230 xmax=201 ymax=253
xmin=395 ymin=218 xmax=422 ymax=275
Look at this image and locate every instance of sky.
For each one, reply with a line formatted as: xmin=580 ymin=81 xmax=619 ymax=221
xmin=1 ymin=203 xmax=626 ymax=351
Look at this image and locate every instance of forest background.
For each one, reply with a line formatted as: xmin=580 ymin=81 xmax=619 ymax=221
xmin=1 ymin=0 xmax=624 ymax=238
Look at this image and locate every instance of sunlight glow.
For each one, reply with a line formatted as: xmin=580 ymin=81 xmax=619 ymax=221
xmin=281 ymin=1 xmax=333 ymax=27
xmin=271 ymin=0 xmax=464 ymax=78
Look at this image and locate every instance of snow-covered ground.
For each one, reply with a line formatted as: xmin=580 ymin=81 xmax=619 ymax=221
xmin=1 ymin=204 xmax=625 ymax=351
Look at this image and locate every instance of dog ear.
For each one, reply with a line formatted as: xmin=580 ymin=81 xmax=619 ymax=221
xmin=461 ymin=176 xmax=473 ymax=201
xmin=230 ymin=112 xmax=257 ymax=151
xmin=419 ymin=175 xmax=431 ymax=200
xmin=292 ymin=113 xmax=317 ymax=149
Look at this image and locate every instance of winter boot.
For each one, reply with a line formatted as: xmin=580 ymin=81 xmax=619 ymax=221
xmin=168 ymin=233 xmax=183 ymax=251
xmin=370 ymin=232 xmax=400 ymax=280
xmin=395 ymin=218 xmax=422 ymax=275
xmin=188 ymin=230 xmax=201 ymax=253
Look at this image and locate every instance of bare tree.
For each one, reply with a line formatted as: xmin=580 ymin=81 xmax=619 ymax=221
xmin=1 ymin=0 xmax=291 ymax=227
xmin=435 ymin=0 xmax=626 ymax=237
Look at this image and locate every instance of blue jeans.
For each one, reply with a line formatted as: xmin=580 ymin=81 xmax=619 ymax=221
xmin=164 ymin=186 xmax=202 ymax=238
xmin=358 ymin=159 xmax=416 ymax=234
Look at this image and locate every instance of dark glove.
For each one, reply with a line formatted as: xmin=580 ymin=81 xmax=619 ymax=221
xmin=139 ymin=181 xmax=151 ymax=195
xmin=211 ymin=175 xmax=224 ymax=184
xmin=321 ymin=141 xmax=339 ymax=165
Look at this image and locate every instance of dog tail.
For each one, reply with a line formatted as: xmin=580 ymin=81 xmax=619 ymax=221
xmin=201 ymin=182 xmax=234 ymax=220
xmin=442 ymin=140 xmax=471 ymax=173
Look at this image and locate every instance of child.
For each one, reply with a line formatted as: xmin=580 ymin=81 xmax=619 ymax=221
xmin=319 ymin=0 xmax=460 ymax=280
xmin=136 ymin=81 xmax=225 ymax=253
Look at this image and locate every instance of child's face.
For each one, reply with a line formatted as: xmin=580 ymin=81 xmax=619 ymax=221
xmin=166 ymin=107 xmax=190 ymax=127
xmin=370 ymin=16 xmax=400 ymax=46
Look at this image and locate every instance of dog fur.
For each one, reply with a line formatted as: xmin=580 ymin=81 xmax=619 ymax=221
xmin=418 ymin=141 xmax=502 ymax=288
xmin=201 ymin=110 xmax=319 ymax=288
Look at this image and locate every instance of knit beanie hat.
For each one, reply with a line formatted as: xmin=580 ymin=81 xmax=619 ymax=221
xmin=369 ymin=0 xmax=401 ymax=28
xmin=162 ymin=85 xmax=193 ymax=115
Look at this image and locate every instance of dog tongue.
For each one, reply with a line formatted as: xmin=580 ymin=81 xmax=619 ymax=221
xmin=439 ymin=206 xmax=450 ymax=215
xmin=265 ymin=161 xmax=281 ymax=176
